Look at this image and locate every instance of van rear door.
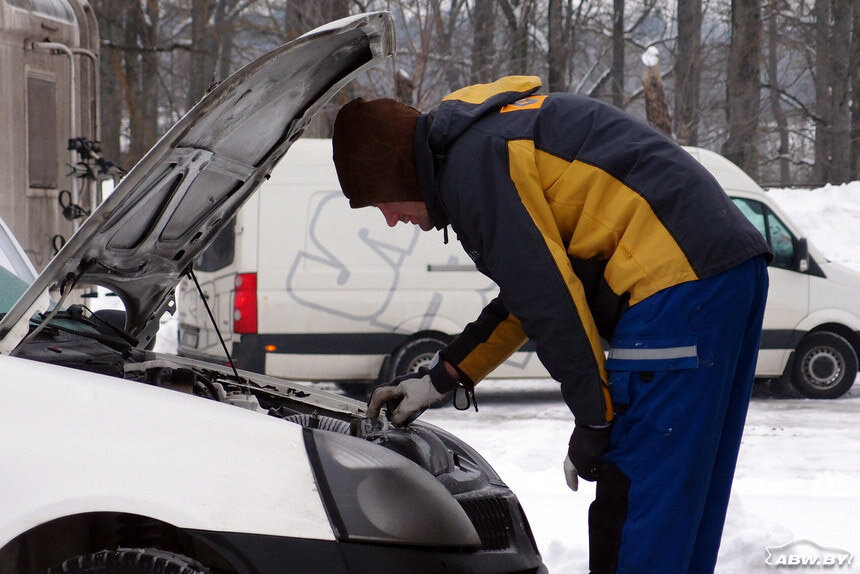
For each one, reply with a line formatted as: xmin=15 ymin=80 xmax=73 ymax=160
xmin=177 ymin=201 xmax=256 ymax=363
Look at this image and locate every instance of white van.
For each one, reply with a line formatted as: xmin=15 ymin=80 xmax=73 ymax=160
xmin=176 ymin=139 xmax=548 ymax=395
xmin=685 ymin=147 xmax=860 ymax=399
xmin=177 ymin=141 xmax=860 ymax=399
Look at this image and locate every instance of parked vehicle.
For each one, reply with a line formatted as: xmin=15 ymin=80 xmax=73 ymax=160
xmin=0 ymin=0 xmax=102 ymax=270
xmin=686 ymin=147 xmax=860 ymax=399
xmin=178 ymin=137 xmax=860 ymax=399
xmin=0 ymin=13 xmax=546 ymax=574
xmin=176 ymin=137 xmax=549 ymax=396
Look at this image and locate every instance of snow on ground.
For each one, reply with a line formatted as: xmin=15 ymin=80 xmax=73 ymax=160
xmin=149 ymin=184 xmax=860 ymax=572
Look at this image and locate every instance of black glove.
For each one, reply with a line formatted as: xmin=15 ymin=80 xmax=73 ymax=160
xmin=366 ymin=353 xmax=458 ymax=426
xmin=564 ymin=424 xmax=612 ymax=490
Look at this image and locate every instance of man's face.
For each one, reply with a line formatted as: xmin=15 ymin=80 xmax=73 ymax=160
xmin=377 ymin=201 xmax=433 ymax=231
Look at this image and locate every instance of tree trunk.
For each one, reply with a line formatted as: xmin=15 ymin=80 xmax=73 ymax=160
xmin=829 ymin=0 xmax=852 ymax=183
xmin=547 ymin=0 xmax=567 ymax=92
xmin=853 ymin=1 xmax=860 ymax=179
xmin=674 ymin=0 xmax=701 ymax=145
xmin=766 ymin=0 xmax=790 ymax=185
xmin=722 ymin=0 xmax=762 ymax=181
xmin=123 ymin=1 xmax=145 ymax=165
xmin=140 ymin=0 xmax=160 ymax=153
xmin=472 ymin=0 xmax=496 ymax=84
xmin=187 ymin=0 xmax=217 ymax=110
xmin=611 ymin=0 xmax=625 ymax=108
xmin=92 ymin=0 xmax=124 ymax=170
xmin=642 ymin=52 xmax=673 ymax=136
xmin=430 ymin=0 xmax=464 ymax=91
xmin=500 ymin=0 xmax=535 ymax=75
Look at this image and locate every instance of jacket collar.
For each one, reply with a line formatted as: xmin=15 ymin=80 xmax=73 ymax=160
xmin=414 ymin=113 xmax=449 ymax=233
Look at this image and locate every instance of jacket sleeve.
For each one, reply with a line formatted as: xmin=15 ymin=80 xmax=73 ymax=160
xmin=439 ymin=134 xmax=613 ymax=426
xmin=442 ymin=297 xmax=527 ymax=384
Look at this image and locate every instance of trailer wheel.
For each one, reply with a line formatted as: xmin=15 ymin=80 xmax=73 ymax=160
xmin=47 ymin=548 xmax=208 ymax=574
xmin=385 ymin=336 xmax=449 ymax=381
xmin=790 ymin=331 xmax=858 ymax=399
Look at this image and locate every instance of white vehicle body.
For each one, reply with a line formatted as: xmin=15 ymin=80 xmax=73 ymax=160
xmin=0 ymin=355 xmax=332 ymax=543
xmin=686 ymin=147 xmax=860 ymax=397
xmin=177 ymin=138 xmax=548 ymax=386
xmin=180 ymin=145 xmax=860 ymax=398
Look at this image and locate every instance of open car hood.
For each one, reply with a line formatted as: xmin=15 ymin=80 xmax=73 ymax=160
xmin=0 ymin=12 xmax=394 ymax=351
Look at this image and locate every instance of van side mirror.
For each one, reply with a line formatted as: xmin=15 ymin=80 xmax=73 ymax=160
xmin=794 ymin=237 xmax=809 ymax=273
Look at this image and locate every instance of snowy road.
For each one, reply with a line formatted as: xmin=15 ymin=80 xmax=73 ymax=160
xmin=420 ymin=379 xmax=860 ymax=573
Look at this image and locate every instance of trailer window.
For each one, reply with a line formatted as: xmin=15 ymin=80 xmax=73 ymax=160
xmin=27 ymin=76 xmax=58 ymax=189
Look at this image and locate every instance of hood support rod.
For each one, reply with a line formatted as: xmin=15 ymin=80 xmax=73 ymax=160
xmin=185 ymin=266 xmax=242 ymax=382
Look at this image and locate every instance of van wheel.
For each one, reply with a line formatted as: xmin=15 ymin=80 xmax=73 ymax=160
xmin=47 ymin=548 xmax=208 ymax=573
xmin=790 ymin=331 xmax=858 ymax=399
xmin=385 ymin=336 xmax=449 ymax=380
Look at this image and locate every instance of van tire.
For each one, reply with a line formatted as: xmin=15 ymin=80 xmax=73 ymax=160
xmin=385 ymin=336 xmax=448 ymax=381
xmin=790 ymin=331 xmax=858 ymax=399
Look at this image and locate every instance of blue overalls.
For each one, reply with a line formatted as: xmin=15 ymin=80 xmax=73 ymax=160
xmin=589 ymin=255 xmax=769 ymax=573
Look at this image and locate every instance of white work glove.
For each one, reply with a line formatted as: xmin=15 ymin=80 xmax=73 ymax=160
xmin=366 ymin=353 xmax=458 ymax=426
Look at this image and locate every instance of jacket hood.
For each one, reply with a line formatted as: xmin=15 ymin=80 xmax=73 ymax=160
xmin=428 ymin=76 xmax=542 ymax=152
xmin=0 ymin=12 xmax=395 ymax=352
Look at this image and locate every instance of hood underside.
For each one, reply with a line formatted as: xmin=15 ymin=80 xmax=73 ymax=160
xmin=0 ymin=12 xmax=394 ymax=350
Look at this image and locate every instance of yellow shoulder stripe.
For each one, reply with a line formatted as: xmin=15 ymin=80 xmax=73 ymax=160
xmin=507 ymin=139 xmax=614 ymax=422
xmin=443 ymin=76 xmax=542 ymax=105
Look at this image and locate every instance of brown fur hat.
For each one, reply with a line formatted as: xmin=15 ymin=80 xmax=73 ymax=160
xmin=332 ymin=98 xmax=422 ymax=208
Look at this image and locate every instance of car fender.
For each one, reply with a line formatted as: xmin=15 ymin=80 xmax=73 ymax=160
xmin=0 ymin=355 xmax=334 ymax=549
xmin=795 ymin=308 xmax=860 ymax=338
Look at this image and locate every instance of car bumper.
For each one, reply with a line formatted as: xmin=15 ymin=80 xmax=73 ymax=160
xmin=187 ymin=528 xmax=546 ymax=574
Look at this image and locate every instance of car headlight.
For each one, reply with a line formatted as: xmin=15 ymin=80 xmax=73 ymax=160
xmin=304 ymin=428 xmax=481 ymax=547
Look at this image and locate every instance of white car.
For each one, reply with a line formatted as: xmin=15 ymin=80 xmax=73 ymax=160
xmin=0 ymin=13 xmax=545 ymax=574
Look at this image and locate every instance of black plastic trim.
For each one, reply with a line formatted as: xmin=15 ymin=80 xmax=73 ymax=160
xmin=185 ymin=528 xmax=548 ymax=574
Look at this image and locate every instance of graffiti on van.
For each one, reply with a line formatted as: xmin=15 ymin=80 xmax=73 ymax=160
xmin=285 ymin=191 xmax=499 ymax=331
xmin=286 ymin=191 xmax=425 ymax=325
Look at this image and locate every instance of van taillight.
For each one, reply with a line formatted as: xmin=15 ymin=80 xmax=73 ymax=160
xmin=233 ymin=273 xmax=258 ymax=334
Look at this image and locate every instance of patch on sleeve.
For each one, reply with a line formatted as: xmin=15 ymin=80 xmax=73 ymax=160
xmin=500 ymin=95 xmax=547 ymax=113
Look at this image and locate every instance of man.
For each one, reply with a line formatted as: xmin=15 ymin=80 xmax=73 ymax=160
xmin=331 ymin=76 xmax=770 ymax=574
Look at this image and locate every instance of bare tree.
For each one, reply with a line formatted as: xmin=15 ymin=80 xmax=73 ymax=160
xmin=611 ymin=0 xmax=626 ymax=108
xmin=471 ymin=0 xmax=496 ymax=84
xmin=853 ymin=0 xmax=860 ymax=179
xmin=499 ymin=0 xmax=536 ymax=75
xmin=812 ymin=0 xmax=852 ymax=184
xmin=187 ymin=0 xmax=218 ymax=109
xmin=722 ymin=0 xmax=762 ymax=181
xmin=674 ymin=0 xmax=701 ymax=144
xmin=92 ymin=0 xmax=124 ymax=169
xmin=765 ymin=0 xmax=790 ymax=185
xmin=642 ymin=47 xmax=673 ymax=135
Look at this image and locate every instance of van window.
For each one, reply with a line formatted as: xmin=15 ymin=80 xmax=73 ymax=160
xmin=195 ymin=217 xmax=235 ymax=272
xmin=732 ymin=197 xmax=795 ymax=270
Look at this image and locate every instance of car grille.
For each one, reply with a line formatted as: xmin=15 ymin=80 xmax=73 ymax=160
xmin=459 ymin=496 xmax=515 ymax=550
